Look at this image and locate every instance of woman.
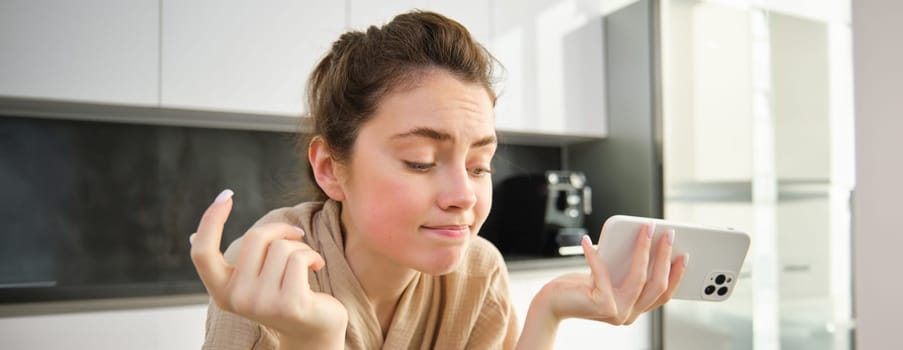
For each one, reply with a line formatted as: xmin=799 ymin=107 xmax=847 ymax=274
xmin=190 ymin=10 xmax=687 ymax=349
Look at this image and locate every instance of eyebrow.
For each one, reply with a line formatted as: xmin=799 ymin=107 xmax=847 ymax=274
xmin=391 ymin=127 xmax=497 ymax=148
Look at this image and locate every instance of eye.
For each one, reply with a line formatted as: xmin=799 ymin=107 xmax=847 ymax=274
xmin=404 ymin=161 xmax=435 ymax=172
xmin=469 ymin=167 xmax=494 ymax=177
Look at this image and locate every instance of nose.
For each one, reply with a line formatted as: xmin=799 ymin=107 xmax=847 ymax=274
xmin=437 ymin=166 xmax=477 ymax=211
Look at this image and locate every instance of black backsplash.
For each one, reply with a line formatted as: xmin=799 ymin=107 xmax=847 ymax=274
xmin=0 ymin=116 xmax=560 ymax=302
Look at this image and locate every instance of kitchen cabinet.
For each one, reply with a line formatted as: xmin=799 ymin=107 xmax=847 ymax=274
xmin=1 ymin=0 xmax=609 ymax=142
xmin=349 ymin=0 xmax=606 ymax=139
xmin=348 ymin=0 xmax=490 ymax=46
xmin=491 ymin=0 xmax=608 ymax=138
xmin=161 ymin=0 xmax=490 ymax=118
xmin=160 ymin=1 xmax=345 ymax=116
xmin=0 ymin=0 xmax=159 ymax=106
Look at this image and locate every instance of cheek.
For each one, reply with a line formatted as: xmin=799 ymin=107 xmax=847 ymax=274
xmin=350 ymin=173 xmax=435 ymax=263
xmin=348 ymin=163 xmax=430 ymax=232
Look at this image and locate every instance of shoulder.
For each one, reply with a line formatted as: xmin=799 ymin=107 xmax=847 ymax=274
xmin=252 ymin=201 xmax=325 ymax=228
xmin=223 ymin=201 xmax=324 ymax=265
xmin=456 ymin=235 xmax=508 ymax=280
xmin=440 ymin=235 xmax=513 ymax=313
xmin=451 ymin=237 xmax=516 ymax=347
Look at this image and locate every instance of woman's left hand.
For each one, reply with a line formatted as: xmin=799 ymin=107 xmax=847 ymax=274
xmin=514 ymin=225 xmax=688 ymax=349
xmin=538 ymin=225 xmax=688 ymax=326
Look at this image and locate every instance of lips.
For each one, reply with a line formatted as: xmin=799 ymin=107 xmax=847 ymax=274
xmin=422 ymin=224 xmax=470 ymax=239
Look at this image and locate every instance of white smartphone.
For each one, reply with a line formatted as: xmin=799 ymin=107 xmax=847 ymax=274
xmin=596 ymin=215 xmax=751 ymax=301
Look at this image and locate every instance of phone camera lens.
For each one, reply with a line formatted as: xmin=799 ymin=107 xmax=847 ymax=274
xmin=717 ymin=287 xmax=729 ymax=296
xmin=715 ymin=274 xmax=726 ymax=285
xmin=727 ymin=277 xmax=733 ymax=283
xmin=705 ymin=285 xmax=716 ymax=295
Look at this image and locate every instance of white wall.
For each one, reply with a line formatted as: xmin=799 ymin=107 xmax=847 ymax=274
xmin=0 ymin=304 xmax=208 ymax=349
xmin=851 ymin=0 xmax=903 ymax=349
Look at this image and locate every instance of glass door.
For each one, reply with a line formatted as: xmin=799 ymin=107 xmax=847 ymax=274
xmin=659 ymin=0 xmax=854 ymax=349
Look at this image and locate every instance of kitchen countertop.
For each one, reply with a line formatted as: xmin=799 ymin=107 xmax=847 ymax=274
xmin=0 ymin=293 xmax=211 ymax=317
xmin=504 ymin=255 xmax=588 ymax=272
xmin=0 ymin=256 xmax=586 ymax=317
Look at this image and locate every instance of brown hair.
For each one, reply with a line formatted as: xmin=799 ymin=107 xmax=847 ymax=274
xmin=301 ymin=10 xmax=498 ymax=200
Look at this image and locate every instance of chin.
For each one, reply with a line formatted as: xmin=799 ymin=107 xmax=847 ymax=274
xmin=417 ymin=247 xmax=467 ymax=275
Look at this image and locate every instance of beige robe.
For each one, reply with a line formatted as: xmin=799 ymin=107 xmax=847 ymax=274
xmin=202 ymin=200 xmax=515 ymax=349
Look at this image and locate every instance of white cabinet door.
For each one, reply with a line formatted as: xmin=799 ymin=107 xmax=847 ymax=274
xmin=420 ymin=0 xmax=491 ymax=46
xmin=348 ymin=0 xmax=415 ymax=30
xmin=348 ymin=0 xmax=490 ymax=46
xmin=161 ymin=1 xmax=345 ymax=116
xmin=0 ymin=0 xmax=159 ymax=106
xmin=491 ymin=0 xmax=607 ymax=138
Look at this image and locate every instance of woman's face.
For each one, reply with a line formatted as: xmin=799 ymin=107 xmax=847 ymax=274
xmin=338 ymin=70 xmax=496 ymax=275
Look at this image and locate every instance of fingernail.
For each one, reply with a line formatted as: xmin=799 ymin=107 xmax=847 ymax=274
xmin=582 ymin=234 xmax=590 ymax=244
xmin=667 ymin=229 xmax=675 ymax=245
xmin=189 ymin=233 xmax=196 ymax=245
xmin=646 ymin=224 xmax=654 ymax=238
xmin=683 ymin=253 xmax=690 ymax=267
xmin=294 ymin=226 xmax=305 ymax=236
xmin=214 ymin=189 xmax=234 ymax=204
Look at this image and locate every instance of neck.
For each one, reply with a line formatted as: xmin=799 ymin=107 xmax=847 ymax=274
xmin=345 ymin=241 xmax=417 ymax=305
xmin=340 ymin=208 xmax=417 ymax=334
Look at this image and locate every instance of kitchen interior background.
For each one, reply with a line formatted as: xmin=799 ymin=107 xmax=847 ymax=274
xmin=0 ymin=0 xmax=863 ymax=349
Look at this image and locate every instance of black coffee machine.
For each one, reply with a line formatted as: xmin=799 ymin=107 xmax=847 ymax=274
xmin=487 ymin=171 xmax=592 ymax=256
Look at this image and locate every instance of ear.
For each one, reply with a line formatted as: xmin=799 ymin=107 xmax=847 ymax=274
xmin=308 ymin=136 xmax=347 ymax=201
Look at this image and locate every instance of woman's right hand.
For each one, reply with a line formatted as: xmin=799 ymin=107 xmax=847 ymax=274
xmin=190 ymin=189 xmax=348 ymax=348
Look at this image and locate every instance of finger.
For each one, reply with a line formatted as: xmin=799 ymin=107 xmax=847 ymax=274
xmin=259 ymin=239 xmax=313 ymax=286
xmin=581 ymin=235 xmax=614 ymax=294
xmin=633 ymin=229 xmax=675 ymax=311
xmin=618 ymin=223 xmax=653 ymax=312
xmin=283 ymin=249 xmax=326 ymax=295
xmin=234 ymin=223 xmax=304 ymax=282
xmin=190 ymin=189 xmax=236 ymax=294
xmin=651 ymin=253 xmax=689 ymax=308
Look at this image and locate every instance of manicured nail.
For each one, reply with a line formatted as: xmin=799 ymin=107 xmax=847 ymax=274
xmin=667 ymin=229 xmax=675 ymax=245
xmin=582 ymin=234 xmax=591 ymax=244
xmin=294 ymin=226 xmax=305 ymax=236
xmin=214 ymin=189 xmax=234 ymax=204
xmin=189 ymin=233 xmax=196 ymax=246
xmin=646 ymin=223 xmax=654 ymax=238
xmin=683 ymin=253 xmax=690 ymax=267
